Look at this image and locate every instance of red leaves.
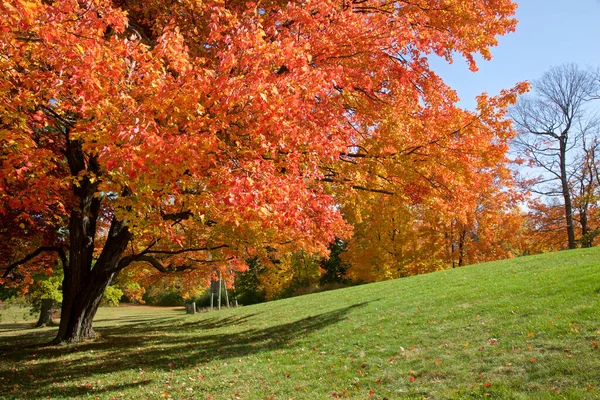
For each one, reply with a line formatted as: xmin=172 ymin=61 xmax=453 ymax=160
xmin=1 ymin=0 xmax=522 ymax=297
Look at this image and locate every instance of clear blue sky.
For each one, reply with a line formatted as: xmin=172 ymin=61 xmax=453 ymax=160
xmin=429 ymin=0 xmax=600 ymax=109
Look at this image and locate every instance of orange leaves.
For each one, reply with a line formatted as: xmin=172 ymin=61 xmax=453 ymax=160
xmin=1 ymin=0 xmax=521 ymax=294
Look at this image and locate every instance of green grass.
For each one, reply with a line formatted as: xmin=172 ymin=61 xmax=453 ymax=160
xmin=1 ymin=248 xmax=600 ymax=399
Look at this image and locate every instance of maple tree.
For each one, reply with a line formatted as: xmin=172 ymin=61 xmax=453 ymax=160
xmin=341 ymin=159 xmax=527 ymax=282
xmin=1 ymin=0 xmax=521 ymax=343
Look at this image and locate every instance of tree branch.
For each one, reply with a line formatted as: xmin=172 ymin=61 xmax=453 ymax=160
xmin=126 ymin=255 xmax=208 ymax=274
xmin=161 ymin=210 xmax=193 ymax=221
xmin=118 ymin=244 xmax=229 ymax=270
xmin=144 ymin=244 xmax=229 ymax=256
xmin=2 ymin=246 xmax=67 ymax=278
xmin=322 ymin=177 xmax=395 ymax=194
xmin=161 ymin=210 xmax=217 ymax=226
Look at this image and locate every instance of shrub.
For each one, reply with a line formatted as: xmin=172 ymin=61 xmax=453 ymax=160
xmin=101 ymin=286 xmax=124 ymax=307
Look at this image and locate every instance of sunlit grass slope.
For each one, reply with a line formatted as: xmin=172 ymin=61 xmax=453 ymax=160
xmin=1 ymin=248 xmax=600 ymax=399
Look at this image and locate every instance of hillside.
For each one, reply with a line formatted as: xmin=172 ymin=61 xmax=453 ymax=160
xmin=1 ymin=248 xmax=600 ymax=399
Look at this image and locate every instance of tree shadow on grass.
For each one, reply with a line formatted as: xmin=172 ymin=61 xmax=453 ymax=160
xmin=0 ymin=301 xmax=372 ymax=399
xmin=0 ymin=327 xmax=57 ymax=349
xmin=177 ymin=312 xmax=260 ymax=330
xmin=1 ymin=378 xmax=155 ymax=399
xmin=0 ymin=322 xmax=36 ymax=333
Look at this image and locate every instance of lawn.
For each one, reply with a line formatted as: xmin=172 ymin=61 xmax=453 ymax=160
xmin=1 ymin=248 xmax=599 ymax=399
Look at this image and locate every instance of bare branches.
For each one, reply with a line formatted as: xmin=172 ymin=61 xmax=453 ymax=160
xmin=512 ymin=64 xmax=599 ymax=141
xmin=511 ymin=63 xmax=600 ymax=249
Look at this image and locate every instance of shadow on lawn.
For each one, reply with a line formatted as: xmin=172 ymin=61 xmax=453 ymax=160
xmin=0 ymin=301 xmax=371 ymax=399
xmin=0 ymin=322 xmax=37 ymax=333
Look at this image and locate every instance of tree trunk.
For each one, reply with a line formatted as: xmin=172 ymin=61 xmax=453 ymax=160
xmin=50 ymin=131 xmax=134 ymax=344
xmin=185 ymin=302 xmax=197 ymax=314
xmin=458 ymin=229 xmax=466 ymax=267
xmin=53 ymin=270 xmax=116 ymax=343
xmin=579 ymin=206 xmax=591 ymax=247
xmin=53 ymin=215 xmax=131 ymax=344
xmin=35 ymin=299 xmax=57 ymax=327
xmin=54 ymin=139 xmax=105 ymax=343
xmin=560 ymin=140 xmax=577 ymax=250
xmin=562 ymin=188 xmax=576 ymax=249
xmin=580 ymin=228 xmax=599 ymax=248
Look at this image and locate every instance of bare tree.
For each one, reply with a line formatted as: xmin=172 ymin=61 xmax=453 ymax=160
xmin=573 ymin=135 xmax=600 ymax=247
xmin=512 ymin=63 xmax=600 ymax=249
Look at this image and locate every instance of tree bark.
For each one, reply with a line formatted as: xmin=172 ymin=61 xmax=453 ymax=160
xmin=458 ymin=228 xmax=466 ymax=267
xmin=511 ymin=64 xmax=598 ymax=251
xmin=53 ymin=212 xmax=131 ymax=343
xmin=185 ymin=302 xmax=197 ymax=314
xmin=35 ymin=299 xmax=57 ymax=328
xmin=53 ymin=270 xmax=116 ymax=343
xmin=560 ymin=139 xmax=577 ymax=250
xmin=53 ymin=138 xmax=103 ymax=343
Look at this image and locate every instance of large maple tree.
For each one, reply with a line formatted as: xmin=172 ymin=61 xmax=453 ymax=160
xmin=1 ymin=0 xmax=521 ymax=343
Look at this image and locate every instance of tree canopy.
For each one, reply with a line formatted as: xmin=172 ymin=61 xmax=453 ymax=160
xmin=1 ymin=0 xmax=525 ymax=342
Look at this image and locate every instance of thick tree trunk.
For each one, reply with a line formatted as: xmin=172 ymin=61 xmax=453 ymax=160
xmin=52 ymin=139 xmax=132 ymax=344
xmin=54 ymin=139 xmax=104 ymax=343
xmin=53 ymin=270 xmax=115 ymax=343
xmin=53 ymin=215 xmax=131 ymax=344
xmin=35 ymin=299 xmax=57 ymax=327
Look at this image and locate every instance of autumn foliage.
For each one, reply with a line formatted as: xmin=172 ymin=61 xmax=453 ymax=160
xmin=1 ymin=0 xmax=524 ymax=342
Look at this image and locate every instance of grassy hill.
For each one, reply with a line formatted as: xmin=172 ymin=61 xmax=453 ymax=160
xmin=1 ymin=248 xmax=600 ymax=399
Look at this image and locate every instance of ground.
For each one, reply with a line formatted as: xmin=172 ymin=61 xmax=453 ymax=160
xmin=1 ymin=248 xmax=599 ymax=399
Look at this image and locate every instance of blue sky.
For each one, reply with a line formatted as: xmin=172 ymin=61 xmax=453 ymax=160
xmin=429 ymin=0 xmax=600 ymax=110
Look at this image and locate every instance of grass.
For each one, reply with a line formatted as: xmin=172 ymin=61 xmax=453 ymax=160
xmin=1 ymin=248 xmax=600 ymax=399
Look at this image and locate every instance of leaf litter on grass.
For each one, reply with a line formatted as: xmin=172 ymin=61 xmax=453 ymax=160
xmin=1 ymin=248 xmax=600 ymax=399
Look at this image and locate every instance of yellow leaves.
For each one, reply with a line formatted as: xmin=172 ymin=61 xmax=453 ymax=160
xmin=17 ymin=0 xmax=39 ymax=12
xmin=259 ymin=205 xmax=273 ymax=216
xmin=0 ymin=0 xmax=523 ymax=297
